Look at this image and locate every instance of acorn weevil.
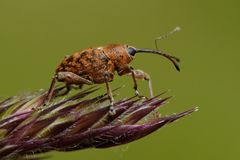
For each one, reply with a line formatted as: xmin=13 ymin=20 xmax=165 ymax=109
xmin=45 ymin=44 xmax=180 ymax=115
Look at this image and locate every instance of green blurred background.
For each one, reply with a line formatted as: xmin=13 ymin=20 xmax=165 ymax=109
xmin=0 ymin=0 xmax=239 ymax=159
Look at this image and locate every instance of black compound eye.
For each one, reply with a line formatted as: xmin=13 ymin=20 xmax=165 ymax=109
xmin=127 ymin=47 xmax=136 ymax=56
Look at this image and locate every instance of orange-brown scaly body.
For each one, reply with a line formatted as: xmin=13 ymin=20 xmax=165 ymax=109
xmin=56 ymin=44 xmax=133 ymax=84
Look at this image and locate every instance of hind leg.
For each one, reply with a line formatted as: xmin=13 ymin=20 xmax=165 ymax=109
xmin=45 ymin=75 xmax=57 ymax=105
xmin=45 ymin=72 xmax=93 ymax=104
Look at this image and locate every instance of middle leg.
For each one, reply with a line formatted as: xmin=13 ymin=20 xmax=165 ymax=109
xmin=104 ymin=73 xmax=116 ymax=115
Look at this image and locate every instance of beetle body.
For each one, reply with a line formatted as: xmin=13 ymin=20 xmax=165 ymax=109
xmin=56 ymin=44 xmax=133 ymax=84
xmin=45 ymin=44 xmax=180 ymax=115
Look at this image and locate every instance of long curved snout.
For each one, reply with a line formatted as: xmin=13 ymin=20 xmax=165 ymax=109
xmin=135 ymin=48 xmax=180 ymax=71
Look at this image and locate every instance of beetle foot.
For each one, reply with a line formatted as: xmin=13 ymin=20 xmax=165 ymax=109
xmin=32 ymin=99 xmax=49 ymax=111
xmin=135 ymin=90 xmax=140 ymax=97
xmin=109 ymin=104 xmax=116 ymax=116
xmin=32 ymin=105 xmax=44 ymax=112
xmin=135 ymin=90 xmax=148 ymax=100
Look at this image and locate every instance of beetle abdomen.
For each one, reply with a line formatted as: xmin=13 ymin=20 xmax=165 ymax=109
xmin=56 ymin=48 xmax=115 ymax=84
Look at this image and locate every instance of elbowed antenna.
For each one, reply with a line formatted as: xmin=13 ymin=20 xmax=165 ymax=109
xmin=135 ymin=48 xmax=180 ymax=71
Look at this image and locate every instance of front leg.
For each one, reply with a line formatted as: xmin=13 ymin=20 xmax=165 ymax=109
xmin=130 ymin=69 xmax=153 ymax=98
xmin=118 ymin=66 xmax=153 ymax=98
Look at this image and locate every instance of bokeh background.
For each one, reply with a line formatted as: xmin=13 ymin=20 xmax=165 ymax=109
xmin=0 ymin=0 xmax=239 ymax=159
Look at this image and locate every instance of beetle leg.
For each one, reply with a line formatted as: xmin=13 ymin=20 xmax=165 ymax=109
xmin=130 ymin=69 xmax=146 ymax=98
xmin=57 ymin=72 xmax=93 ymax=85
xmin=57 ymin=84 xmax=83 ymax=97
xmin=104 ymin=74 xmax=115 ymax=115
xmin=130 ymin=70 xmax=140 ymax=97
xmin=118 ymin=67 xmax=153 ymax=98
xmin=130 ymin=69 xmax=153 ymax=98
xmin=45 ymin=74 xmax=57 ymax=105
xmin=56 ymin=71 xmax=93 ymax=95
xmin=55 ymin=84 xmax=71 ymax=97
xmin=45 ymin=72 xmax=93 ymax=105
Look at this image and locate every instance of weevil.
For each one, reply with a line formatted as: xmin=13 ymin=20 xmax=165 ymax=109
xmin=45 ymin=44 xmax=180 ymax=115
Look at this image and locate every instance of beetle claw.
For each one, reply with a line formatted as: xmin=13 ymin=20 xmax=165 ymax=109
xmin=109 ymin=105 xmax=116 ymax=115
xmin=135 ymin=90 xmax=145 ymax=98
xmin=135 ymin=90 xmax=140 ymax=96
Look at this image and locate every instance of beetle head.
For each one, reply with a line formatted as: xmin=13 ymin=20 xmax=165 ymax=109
xmin=127 ymin=46 xmax=137 ymax=56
